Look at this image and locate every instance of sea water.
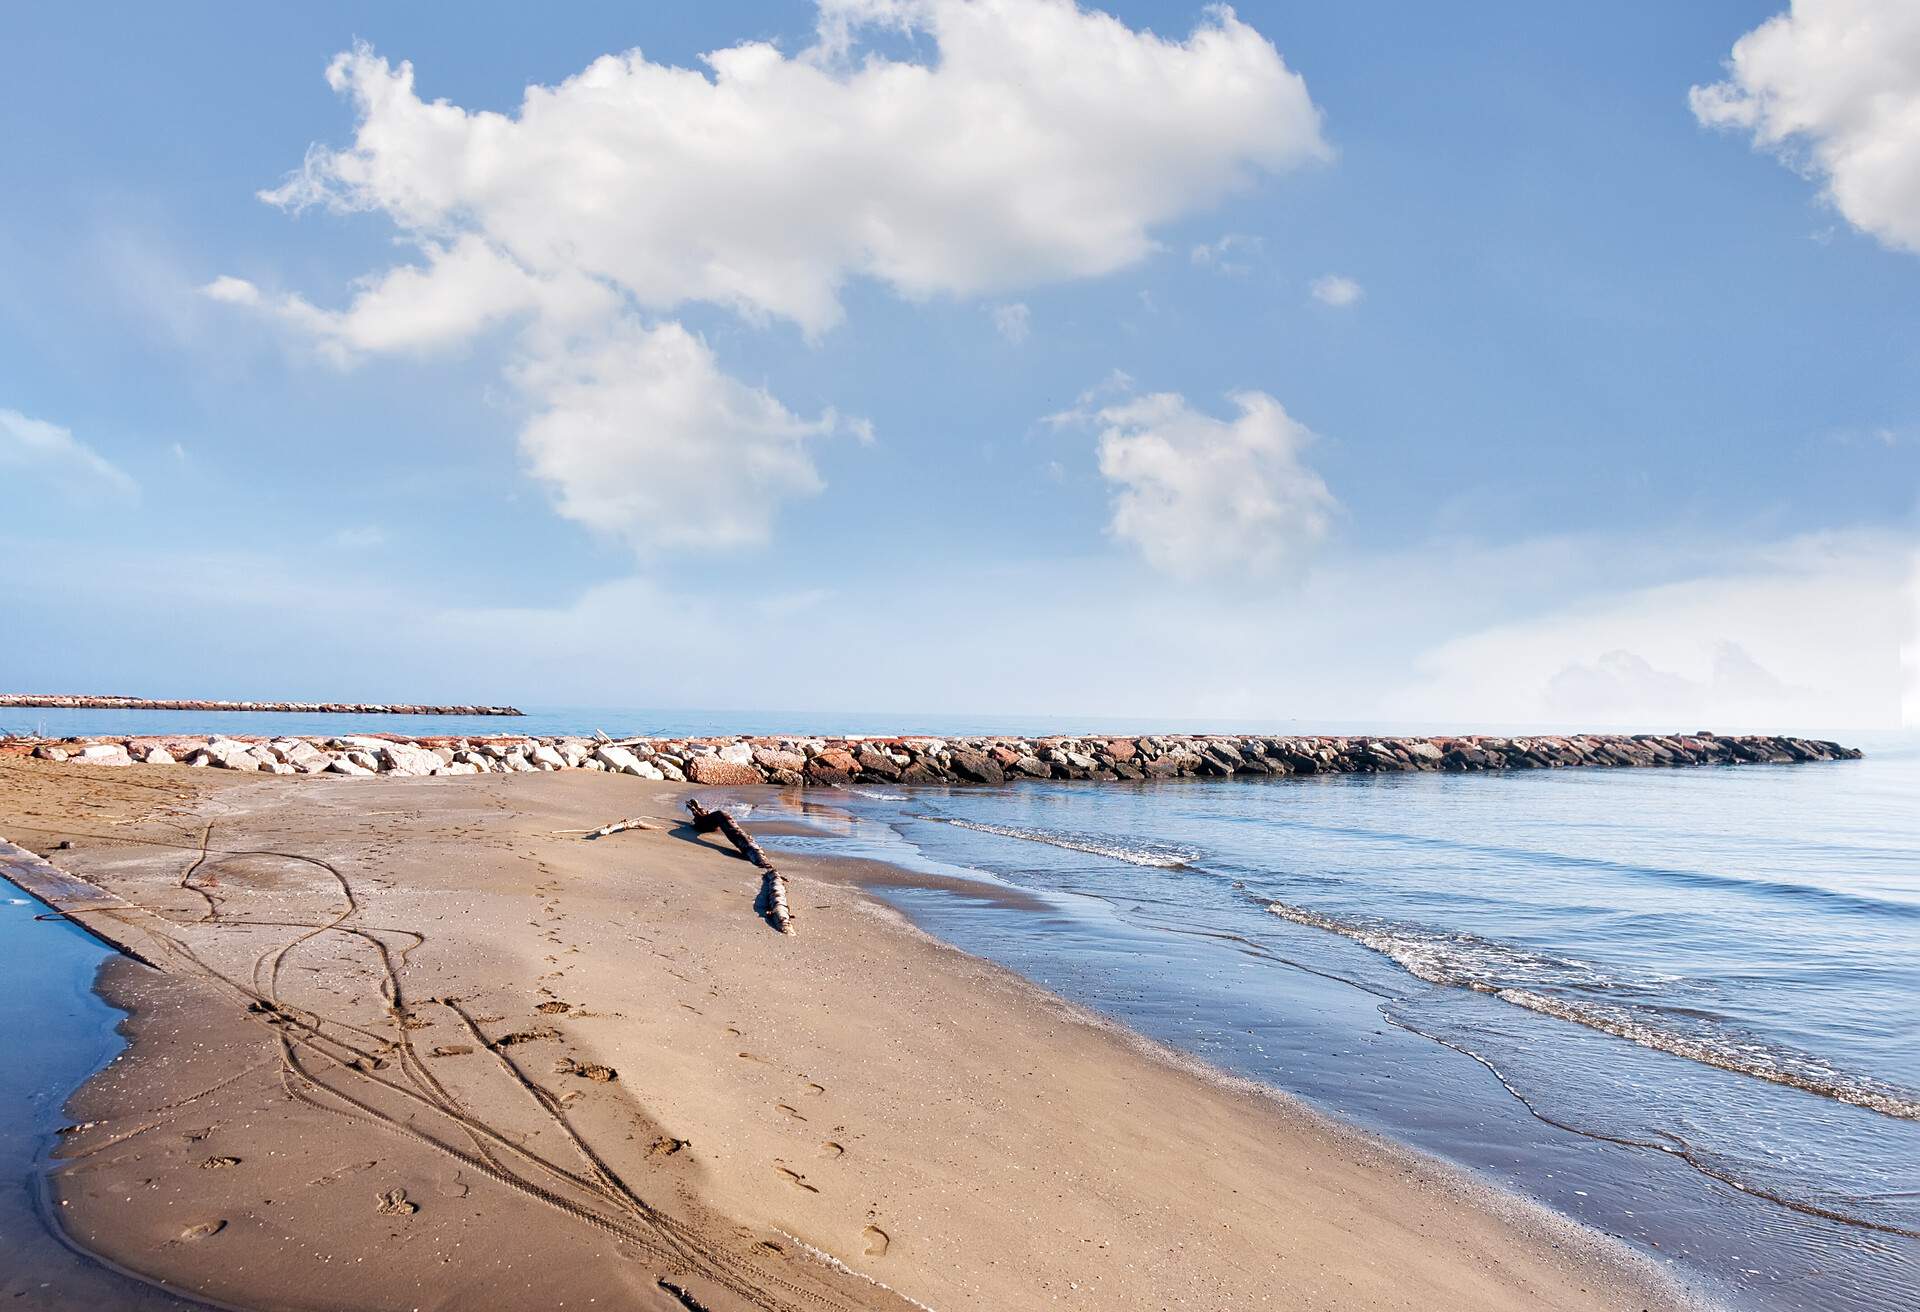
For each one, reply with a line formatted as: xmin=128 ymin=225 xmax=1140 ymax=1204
xmin=9 ymin=705 xmax=1913 ymax=1308
xmin=750 ymin=737 xmax=1919 ymax=1312
xmin=0 ymin=895 xmax=198 ymax=1306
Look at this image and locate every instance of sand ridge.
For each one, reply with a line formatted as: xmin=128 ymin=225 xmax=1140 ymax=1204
xmin=0 ymin=758 xmax=1700 ymax=1311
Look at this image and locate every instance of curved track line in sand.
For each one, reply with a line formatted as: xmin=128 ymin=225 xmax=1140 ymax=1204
xmin=34 ymin=820 xmax=902 ymax=1312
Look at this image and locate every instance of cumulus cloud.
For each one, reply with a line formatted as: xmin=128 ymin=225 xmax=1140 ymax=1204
xmin=1309 ymin=273 xmax=1363 ymax=307
xmin=991 ymin=302 xmax=1032 ymax=345
xmin=1692 ymin=0 xmax=1920 ymax=253
xmin=216 ymin=1 xmax=1327 ymax=552
xmin=514 ymin=321 xmax=837 ymax=551
xmin=0 ymin=408 xmax=138 ymax=501
xmin=1081 ymin=389 xmax=1335 ymax=579
xmin=266 ymin=5 xmax=1326 ymax=335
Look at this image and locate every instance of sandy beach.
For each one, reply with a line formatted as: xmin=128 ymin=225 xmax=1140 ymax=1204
xmin=0 ymin=757 xmax=1694 ymax=1311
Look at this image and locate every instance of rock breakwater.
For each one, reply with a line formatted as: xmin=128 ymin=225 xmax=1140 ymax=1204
xmin=0 ymin=693 xmax=522 ymax=716
xmin=9 ymin=730 xmax=1860 ymax=783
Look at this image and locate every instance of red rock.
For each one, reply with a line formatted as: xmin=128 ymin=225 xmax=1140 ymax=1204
xmin=688 ymin=758 xmax=763 ymax=785
xmin=806 ymin=748 xmax=859 ymax=783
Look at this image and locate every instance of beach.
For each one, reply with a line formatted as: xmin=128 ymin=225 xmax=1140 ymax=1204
xmin=0 ymin=756 xmax=1691 ymax=1311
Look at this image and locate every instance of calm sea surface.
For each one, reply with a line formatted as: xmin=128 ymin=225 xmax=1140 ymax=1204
xmin=5 ymin=707 xmax=1913 ymax=1309
xmin=744 ymin=736 xmax=1919 ymax=1312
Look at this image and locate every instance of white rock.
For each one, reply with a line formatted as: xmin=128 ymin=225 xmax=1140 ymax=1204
xmin=346 ymin=749 xmax=380 ymax=772
xmin=635 ymin=762 xmax=666 ymax=781
xmin=76 ymin=743 xmax=132 ymax=766
xmin=556 ymin=740 xmax=590 ymax=767
xmin=378 ymin=743 xmax=442 ymax=776
xmin=328 ymin=758 xmax=374 ymax=777
xmin=145 ymin=746 xmax=177 ymax=766
xmin=529 ymin=744 xmax=567 ymax=771
xmin=653 ymin=758 xmax=687 ymax=782
xmin=718 ymin=742 xmax=755 ymax=766
xmin=594 ymin=744 xmax=642 ymax=774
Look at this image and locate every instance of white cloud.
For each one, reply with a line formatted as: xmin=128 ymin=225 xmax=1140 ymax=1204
xmin=218 ymin=1 xmax=1327 ymax=553
xmin=514 ymin=320 xmax=838 ymax=551
xmin=1084 ymin=389 xmax=1335 ymax=579
xmin=201 ymin=238 xmax=618 ymax=366
xmin=1190 ymin=233 xmax=1262 ymax=274
xmin=991 ymin=301 xmax=1032 ymax=344
xmin=266 ymin=6 xmax=1326 ymax=336
xmin=1309 ymin=273 xmax=1363 ymax=307
xmin=0 ymin=409 xmax=138 ymax=501
xmin=1691 ymin=0 xmax=1920 ymax=253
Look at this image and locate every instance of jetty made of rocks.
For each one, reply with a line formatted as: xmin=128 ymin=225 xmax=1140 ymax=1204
xmin=0 ymin=694 xmax=522 ymax=717
xmin=9 ymin=731 xmax=1860 ymax=784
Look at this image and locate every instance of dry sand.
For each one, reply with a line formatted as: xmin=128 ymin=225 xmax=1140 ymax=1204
xmin=0 ymin=759 xmax=1697 ymax=1311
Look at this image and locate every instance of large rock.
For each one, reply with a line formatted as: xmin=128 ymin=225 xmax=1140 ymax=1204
xmin=144 ymin=746 xmax=177 ymax=766
xmin=717 ymin=742 xmax=756 ymax=766
xmin=528 ymin=744 xmax=567 ymax=771
xmin=269 ymin=739 xmax=332 ymax=773
xmin=75 ymin=743 xmax=132 ymax=766
xmin=379 ymin=742 xmax=444 ymax=776
xmin=689 ymin=757 xmax=764 ymax=786
xmin=854 ymin=745 xmax=903 ymax=779
xmin=593 ymin=744 xmax=642 ymax=774
xmin=947 ymin=748 xmax=1005 ymax=785
xmin=753 ymin=747 xmax=806 ymax=773
xmin=806 ymin=748 xmax=859 ymax=783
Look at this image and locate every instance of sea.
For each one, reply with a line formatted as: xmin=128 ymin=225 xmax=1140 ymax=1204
xmin=4 ymin=706 xmax=1915 ymax=1310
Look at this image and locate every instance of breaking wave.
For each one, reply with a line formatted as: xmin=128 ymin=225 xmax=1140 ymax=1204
xmin=1265 ymin=901 xmax=1920 ymax=1121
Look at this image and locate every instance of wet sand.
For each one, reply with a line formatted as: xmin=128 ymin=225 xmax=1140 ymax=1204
xmin=0 ymin=758 xmax=1698 ymax=1311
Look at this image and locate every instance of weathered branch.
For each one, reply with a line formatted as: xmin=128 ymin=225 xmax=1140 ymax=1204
xmin=569 ymin=817 xmax=661 ymax=839
xmin=687 ymin=799 xmax=793 ymax=935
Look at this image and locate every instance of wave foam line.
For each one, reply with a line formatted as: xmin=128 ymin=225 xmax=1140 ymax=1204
xmin=1266 ymin=902 xmax=1920 ymax=1121
xmin=936 ymin=818 xmax=1198 ymax=868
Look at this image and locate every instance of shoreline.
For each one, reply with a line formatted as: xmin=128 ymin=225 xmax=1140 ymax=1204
xmin=0 ymin=758 xmax=1701 ymax=1311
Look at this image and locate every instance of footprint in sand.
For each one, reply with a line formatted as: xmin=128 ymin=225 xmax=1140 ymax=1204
xmin=819 ymin=1141 xmax=845 ymax=1158
xmin=775 ymin=1166 xmax=820 ymax=1194
xmin=179 ymin=1220 xmax=226 ymax=1242
xmin=775 ymin=1103 xmax=807 ymax=1121
xmin=863 ymin=1225 xmax=890 ymax=1257
xmin=804 ymin=1082 xmax=826 ymax=1096
xmin=737 ymin=1051 xmax=772 ymax=1065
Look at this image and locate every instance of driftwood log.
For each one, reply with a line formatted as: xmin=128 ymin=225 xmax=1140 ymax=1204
xmin=686 ymin=799 xmax=793 ymax=935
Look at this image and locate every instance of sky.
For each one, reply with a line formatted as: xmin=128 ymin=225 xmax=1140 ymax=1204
xmin=2 ymin=0 xmax=1916 ymax=731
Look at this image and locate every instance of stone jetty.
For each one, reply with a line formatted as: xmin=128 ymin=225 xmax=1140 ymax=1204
xmin=0 ymin=694 xmax=522 ymax=716
xmin=9 ymin=730 xmax=1859 ymax=783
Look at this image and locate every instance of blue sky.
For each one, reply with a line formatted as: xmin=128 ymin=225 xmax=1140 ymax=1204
xmin=2 ymin=1 xmax=1915 ymax=729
